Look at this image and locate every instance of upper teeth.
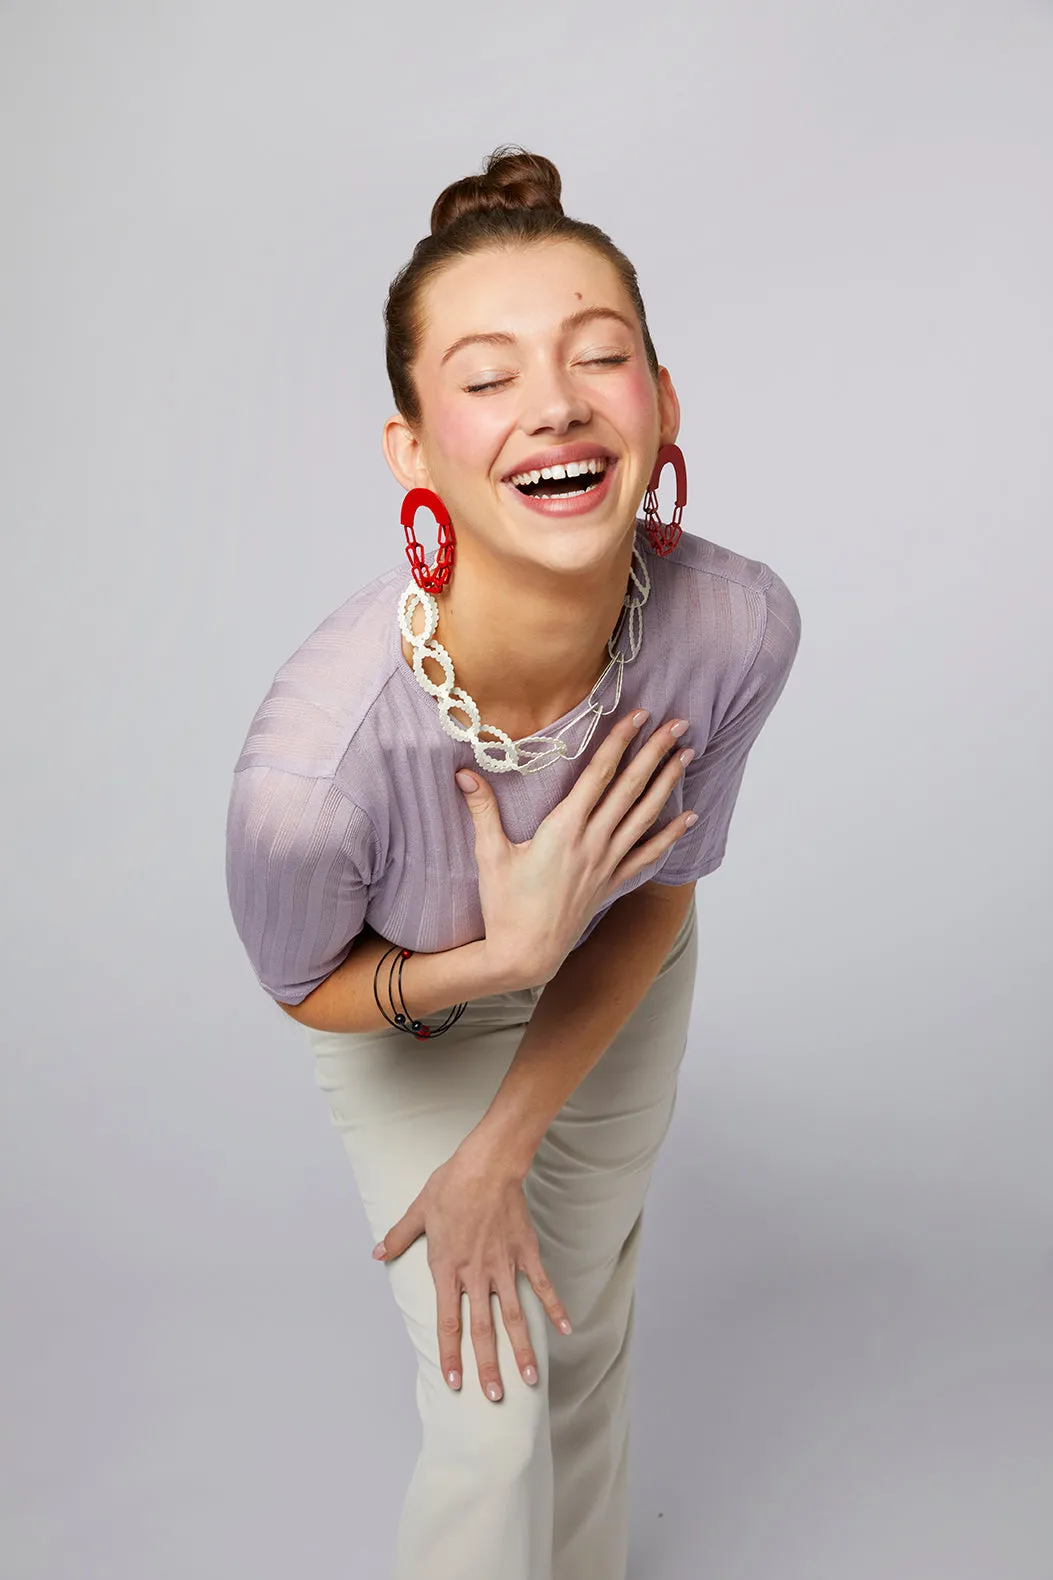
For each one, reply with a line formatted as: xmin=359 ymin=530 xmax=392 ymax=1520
xmin=508 ymin=457 xmax=610 ymax=487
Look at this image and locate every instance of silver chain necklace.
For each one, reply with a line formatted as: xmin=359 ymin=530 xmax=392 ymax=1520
xmin=396 ymin=540 xmax=652 ymax=774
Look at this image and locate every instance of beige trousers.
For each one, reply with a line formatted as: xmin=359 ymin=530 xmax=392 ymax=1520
xmin=307 ymin=896 xmax=698 ymax=1580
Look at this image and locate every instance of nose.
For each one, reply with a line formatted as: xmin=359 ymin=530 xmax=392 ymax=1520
xmin=519 ymin=356 xmax=592 ymax=435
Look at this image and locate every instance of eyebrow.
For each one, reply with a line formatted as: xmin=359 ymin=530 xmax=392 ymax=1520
xmin=439 ymin=306 xmax=637 ymax=367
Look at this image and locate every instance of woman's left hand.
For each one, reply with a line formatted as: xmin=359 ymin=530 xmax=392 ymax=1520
xmin=372 ymin=1139 xmax=573 ymax=1402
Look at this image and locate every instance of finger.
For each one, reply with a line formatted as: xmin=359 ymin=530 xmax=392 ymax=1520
xmin=468 ymin=1283 xmax=505 ymax=1403
xmin=435 ymin=1274 xmax=465 ymax=1392
xmin=521 ymin=1251 xmax=573 ymax=1339
xmin=604 ymin=736 xmax=692 ymax=858
xmin=454 ymin=769 xmax=509 ymax=866
xmin=554 ymin=708 xmax=650 ymax=825
xmin=607 ymin=786 xmax=698 ymax=893
xmin=495 ymin=1268 xmax=540 ymax=1388
xmin=588 ymin=717 xmax=691 ymax=842
xmin=375 ymin=1198 xmax=425 ymax=1263
xmin=641 ymin=742 xmax=695 ymax=831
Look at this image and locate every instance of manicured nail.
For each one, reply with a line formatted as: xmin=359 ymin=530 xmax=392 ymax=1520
xmin=679 ymin=748 xmax=695 ymax=766
xmin=446 ymin=1369 xmax=461 ymax=1390
xmin=684 ymin=813 xmax=698 ymax=828
xmin=485 ymin=1382 xmax=503 ymax=1402
xmin=372 ymin=1242 xmax=387 ymax=1260
xmin=558 ymin=1318 xmax=572 ymax=1335
xmin=631 ymin=710 xmax=649 ymax=728
xmin=523 ymin=1364 xmax=538 ymax=1386
xmin=670 ymin=719 xmax=690 ymax=737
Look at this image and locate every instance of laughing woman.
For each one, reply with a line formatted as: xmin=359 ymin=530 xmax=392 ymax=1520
xmin=225 ymin=146 xmax=801 ymax=1580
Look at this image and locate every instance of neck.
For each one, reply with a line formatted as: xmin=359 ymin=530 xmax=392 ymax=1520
xmin=403 ymin=528 xmax=639 ymax=741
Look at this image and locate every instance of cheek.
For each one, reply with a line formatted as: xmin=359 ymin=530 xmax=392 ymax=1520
xmin=430 ymin=406 xmax=500 ymax=477
xmin=610 ymin=366 xmax=659 ymax=439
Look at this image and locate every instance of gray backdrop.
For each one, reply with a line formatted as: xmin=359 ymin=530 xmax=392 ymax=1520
xmin=2 ymin=1 xmax=1051 ymax=1576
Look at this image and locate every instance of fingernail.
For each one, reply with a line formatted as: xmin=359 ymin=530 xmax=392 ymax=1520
xmin=485 ymin=1382 xmax=503 ymax=1402
xmin=558 ymin=1318 xmax=572 ymax=1335
xmin=455 ymin=770 xmax=479 ymax=792
xmin=372 ymin=1242 xmax=387 ymax=1260
xmin=523 ymin=1364 xmax=538 ymax=1386
xmin=679 ymin=748 xmax=695 ymax=766
xmin=631 ymin=710 xmax=649 ymax=728
xmin=670 ymin=719 xmax=690 ymax=737
xmin=446 ymin=1369 xmax=461 ymax=1390
xmin=684 ymin=813 xmax=698 ymax=828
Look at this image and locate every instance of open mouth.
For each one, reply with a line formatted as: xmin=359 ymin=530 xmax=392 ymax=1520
xmin=506 ymin=457 xmax=611 ymax=500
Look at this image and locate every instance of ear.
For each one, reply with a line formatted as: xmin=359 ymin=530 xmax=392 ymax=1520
xmin=656 ymin=367 xmax=681 ymax=448
xmin=382 ymin=413 xmax=431 ymax=492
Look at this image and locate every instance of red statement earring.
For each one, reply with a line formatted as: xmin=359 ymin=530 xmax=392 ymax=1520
xmin=401 ymin=487 xmax=456 ymax=593
xmin=643 ymin=443 xmax=687 ymax=556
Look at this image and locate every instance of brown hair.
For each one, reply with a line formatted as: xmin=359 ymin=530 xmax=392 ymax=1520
xmin=384 ymin=145 xmax=661 ymax=427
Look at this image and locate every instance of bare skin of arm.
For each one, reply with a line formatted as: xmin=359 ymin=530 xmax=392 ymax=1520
xmin=275 ymin=922 xmax=525 ymax=1035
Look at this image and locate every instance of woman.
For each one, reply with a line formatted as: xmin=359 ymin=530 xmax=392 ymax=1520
xmin=225 ymin=146 xmax=801 ymax=1580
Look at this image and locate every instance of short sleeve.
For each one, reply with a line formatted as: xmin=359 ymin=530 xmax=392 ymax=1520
xmin=651 ymin=565 xmax=802 ymax=886
xmin=224 ymin=765 xmax=380 ymax=1005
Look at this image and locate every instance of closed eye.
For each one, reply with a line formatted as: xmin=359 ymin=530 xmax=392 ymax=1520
xmin=464 ymin=354 xmax=631 ymax=395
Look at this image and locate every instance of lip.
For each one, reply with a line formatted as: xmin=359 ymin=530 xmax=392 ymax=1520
xmin=502 ymin=456 xmax=618 ymax=518
xmin=499 ymin=441 xmax=617 ymax=482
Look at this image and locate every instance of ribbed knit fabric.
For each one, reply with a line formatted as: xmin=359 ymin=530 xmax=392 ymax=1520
xmin=225 ymin=522 xmax=801 ymax=1006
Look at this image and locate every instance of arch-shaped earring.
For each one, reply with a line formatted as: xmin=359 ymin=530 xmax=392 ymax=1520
xmin=643 ymin=443 xmax=687 ymax=556
xmin=401 ymin=487 xmax=456 ymax=593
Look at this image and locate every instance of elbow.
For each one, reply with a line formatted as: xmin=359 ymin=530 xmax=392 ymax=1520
xmin=273 ymin=983 xmax=359 ymax=1035
xmin=275 ymin=998 xmax=311 ymax=1023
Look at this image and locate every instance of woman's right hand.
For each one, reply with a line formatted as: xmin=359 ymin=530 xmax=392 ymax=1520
xmin=454 ymin=709 xmax=696 ymax=988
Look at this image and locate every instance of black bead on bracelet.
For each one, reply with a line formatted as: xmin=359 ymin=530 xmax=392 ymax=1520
xmin=372 ymin=943 xmax=468 ymax=1039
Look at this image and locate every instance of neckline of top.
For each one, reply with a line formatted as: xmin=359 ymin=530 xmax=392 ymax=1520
xmin=387 ymin=523 xmax=651 ymax=752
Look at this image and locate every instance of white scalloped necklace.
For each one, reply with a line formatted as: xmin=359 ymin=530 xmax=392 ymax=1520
xmin=397 ymin=539 xmax=652 ymax=774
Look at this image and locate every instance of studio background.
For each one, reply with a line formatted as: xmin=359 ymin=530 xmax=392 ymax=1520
xmin=2 ymin=1 xmax=1051 ymax=1576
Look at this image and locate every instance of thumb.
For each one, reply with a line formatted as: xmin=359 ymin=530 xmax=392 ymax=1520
xmin=373 ymin=1197 xmax=425 ymax=1263
xmin=455 ymin=768 xmax=505 ymax=847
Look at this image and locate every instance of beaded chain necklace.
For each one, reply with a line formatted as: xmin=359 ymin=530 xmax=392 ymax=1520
xmin=396 ymin=539 xmax=652 ymax=774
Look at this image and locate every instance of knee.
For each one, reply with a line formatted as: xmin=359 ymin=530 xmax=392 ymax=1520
xmin=432 ymin=1376 xmax=549 ymax=1491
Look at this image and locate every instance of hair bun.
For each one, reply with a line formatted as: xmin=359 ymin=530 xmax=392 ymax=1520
xmin=430 ymin=145 xmax=563 ymax=236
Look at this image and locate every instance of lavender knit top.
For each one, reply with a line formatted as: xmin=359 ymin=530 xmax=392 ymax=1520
xmin=225 ymin=521 xmax=801 ymax=1006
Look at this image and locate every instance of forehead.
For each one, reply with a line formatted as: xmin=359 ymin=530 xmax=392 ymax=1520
xmin=417 ymin=240 xmax=632 ymax=352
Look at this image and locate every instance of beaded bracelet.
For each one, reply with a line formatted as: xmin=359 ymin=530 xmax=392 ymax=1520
xmin=372 ymin=943 xmax=468 ymax=1039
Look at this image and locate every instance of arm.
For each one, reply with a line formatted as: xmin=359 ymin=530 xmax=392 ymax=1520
xmin=460 ymin=877 xmax=696 ymax=1178
xmin=278 ymin=922 xmax=526 ymax=1034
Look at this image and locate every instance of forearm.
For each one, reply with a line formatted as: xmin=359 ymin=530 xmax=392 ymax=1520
xmin=281 ymin=925 xmax=527 ymax=1034
xmin=464 ymin=885 xmax=694 ymax=1178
